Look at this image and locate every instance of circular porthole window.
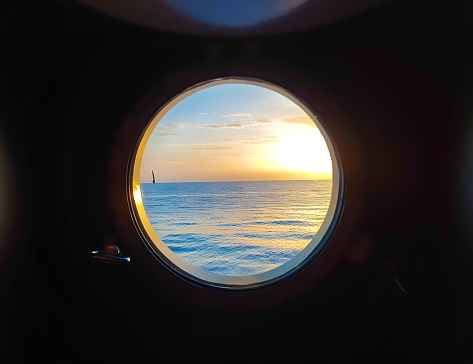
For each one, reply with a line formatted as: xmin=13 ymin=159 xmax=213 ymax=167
xmin=130 ymin=78 xmax=342 ymax=289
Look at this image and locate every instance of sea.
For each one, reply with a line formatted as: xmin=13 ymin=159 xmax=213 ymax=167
xmin=141 ymin=180 xmax=332 ymax=276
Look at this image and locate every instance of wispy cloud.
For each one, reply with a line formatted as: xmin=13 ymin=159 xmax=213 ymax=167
xmin=198 ymin=117 xmax=317 ymax=132
xmin=214 ymin=152 xmax=250 ymax=157
xmin=281 ymin=117 xmax=315 ymax=127
xmin=201 ymin=118 xmax=274 ymax=130
xmin=182 ymin=146 xmax=234 ymax=152
xmin=242 ymin=136 xmax=279 ymax=144
xmin=220 ymin=113 xmax=253 ymax=118
xmin=201 ymin=124 xmax=245 ymax=129
xmin=254 ymin=118 xmax=274 ymax=125
xmin=167 ymin=161 xmax=185 ymax=165
xmin=155 ymin=132 xmax=179 ymax=137
xmin=231 ymin=113 xmax=253 ymax=117
xmin=156 ymin=122 xmax=182 ymax=131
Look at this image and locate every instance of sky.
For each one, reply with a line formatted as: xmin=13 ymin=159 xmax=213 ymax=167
xmin=140 ymin=83 xmax=333 ymax=183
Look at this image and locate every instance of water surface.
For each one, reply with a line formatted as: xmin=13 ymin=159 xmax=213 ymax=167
xmin=142 ymin=180 xmax=332 ymax=275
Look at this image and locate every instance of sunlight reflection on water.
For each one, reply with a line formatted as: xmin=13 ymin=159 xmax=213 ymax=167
xmin=142 ymin=179 xmax=332 ymax=276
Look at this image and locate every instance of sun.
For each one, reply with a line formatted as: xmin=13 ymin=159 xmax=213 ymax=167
xmin=271 ymin=129 xmax=332 ymax=176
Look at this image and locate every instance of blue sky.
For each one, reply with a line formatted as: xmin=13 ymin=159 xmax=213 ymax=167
xmin=140 ymin=83 xmax=332 ymax=183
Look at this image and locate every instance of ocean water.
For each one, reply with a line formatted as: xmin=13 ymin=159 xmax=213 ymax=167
xmin=141 ymin=180 xmax=332 ymax=276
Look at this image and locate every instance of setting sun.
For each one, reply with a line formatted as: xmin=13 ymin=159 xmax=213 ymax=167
xmin=271 ymin=130 xmax=332 ymax=175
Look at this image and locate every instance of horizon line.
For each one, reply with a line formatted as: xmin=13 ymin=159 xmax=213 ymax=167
xmin=141 ymin=178 xmax=332 ymax=184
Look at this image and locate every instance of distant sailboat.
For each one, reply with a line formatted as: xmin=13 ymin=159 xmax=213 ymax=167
xmin=152 ymin=170 xmax=155 ymax=184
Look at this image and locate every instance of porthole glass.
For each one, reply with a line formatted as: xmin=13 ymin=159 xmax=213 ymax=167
xmin=130 ymin=78 xmax=341 ymax=288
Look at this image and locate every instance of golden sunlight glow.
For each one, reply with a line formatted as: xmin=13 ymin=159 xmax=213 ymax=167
xmin=133 ymin=184 xmax=143 ymax=205
xmin=271 ymin=130 xmax=332 ymax=175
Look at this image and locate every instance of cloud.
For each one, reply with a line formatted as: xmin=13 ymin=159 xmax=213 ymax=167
xmin=220 ymin=113 xmax=253 ymax=118
xmin=154 ymin=132 xmax=179 ymax=137
xmin=281 ymin=117 xmax=316 ymax=127
xmin=198 ymin=117 xmax=316 ymax=131
xmin=214 ymin=152 xmax=249 ymax=157
xmin=156 ymin=122 xmax=182 ymax=131
xmin=242 ymin=136 xmax=279 ymax=144
xmin=254 ymin=118 xmax=274 ymax=125
xmin=230 ymin=113 xmax=253 ymax=117
xmin=201 ymin=118 xmax=276 ymax=130
xmin=182 ymin=146 xmax=234 ymax=152
xmin=201 ymin=124 xmax=245 ymax=129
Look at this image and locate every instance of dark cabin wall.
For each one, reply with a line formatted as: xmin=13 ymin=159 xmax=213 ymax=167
xmin=1 ymin=0 xmax=472 ymax=362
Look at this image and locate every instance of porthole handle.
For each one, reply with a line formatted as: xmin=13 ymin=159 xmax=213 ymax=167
xmin=91 ymin=245 xmax=131 ymax=263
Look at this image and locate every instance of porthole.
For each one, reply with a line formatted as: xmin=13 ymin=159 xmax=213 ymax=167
xmin=129 ymin=77 xmax=342 ymax=289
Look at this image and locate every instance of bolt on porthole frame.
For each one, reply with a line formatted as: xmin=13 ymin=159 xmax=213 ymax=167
xmin=128 ymin=77 xmax=343 ymax=289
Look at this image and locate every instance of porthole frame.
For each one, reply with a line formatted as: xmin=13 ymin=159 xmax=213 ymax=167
xmin=128 ymin=77 xmax=343 ymax=290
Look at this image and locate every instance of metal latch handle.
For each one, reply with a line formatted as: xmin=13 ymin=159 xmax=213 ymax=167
xmin=91 ymin=245 xmax=130 ymax=263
